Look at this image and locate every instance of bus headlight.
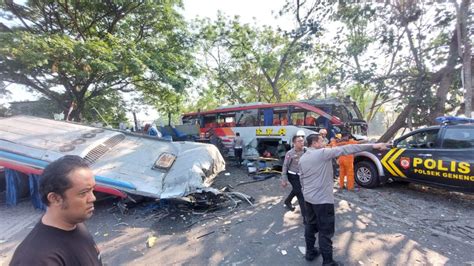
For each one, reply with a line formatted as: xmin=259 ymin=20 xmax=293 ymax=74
xmin=153 ymin=153 xmax=176 ymax=170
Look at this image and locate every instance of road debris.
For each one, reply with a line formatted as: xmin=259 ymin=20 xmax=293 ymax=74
xmin=196 ymin=231 xmax=215 ymax=239
xmin=114 ymin=222 xmax=129 ymax=227
xmin=298 ymin=246 xmax=305 ymax=255
xmin=147 ymin=236 xmax=158 ymax=248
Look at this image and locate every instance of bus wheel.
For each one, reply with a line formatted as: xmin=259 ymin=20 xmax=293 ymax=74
xmin=355 ymin=161 xmax=379 ymax=188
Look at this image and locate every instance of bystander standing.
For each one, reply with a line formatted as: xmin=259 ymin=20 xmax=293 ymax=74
xmin=10 ymin=155 xmax=102 ymax=266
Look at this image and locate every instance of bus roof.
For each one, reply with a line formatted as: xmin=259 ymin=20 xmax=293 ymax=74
xmin=0 ymin=116 xmax=226 ymax=199
xmin=183 ymin=102 xmax=343 ymax=125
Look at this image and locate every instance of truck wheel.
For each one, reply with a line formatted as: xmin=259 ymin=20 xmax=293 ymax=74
xmin=355 ymin=161 xmax=379 ymax=188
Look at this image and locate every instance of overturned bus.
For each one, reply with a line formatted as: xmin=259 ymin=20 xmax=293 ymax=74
xmin=0 ymin=116 xmax=225 ymax=201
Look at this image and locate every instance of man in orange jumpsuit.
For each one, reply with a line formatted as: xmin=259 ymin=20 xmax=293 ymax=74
xmin=331 ymin=132 xmax=359 ymax=191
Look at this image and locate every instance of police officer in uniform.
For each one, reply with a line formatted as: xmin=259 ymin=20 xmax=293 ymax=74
xmin=280 ymin=132 xmax=307 ymax=221
xmin=299 ymin=133 xmax=389 ymax=263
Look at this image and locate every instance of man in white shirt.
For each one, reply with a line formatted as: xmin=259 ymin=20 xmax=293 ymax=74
xmin=234 ymin=132 xmax=244 ymax=166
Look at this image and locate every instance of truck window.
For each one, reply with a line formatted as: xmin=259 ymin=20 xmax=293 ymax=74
xmin=396 ymin=129 xmax=439 ymax=149
xmin=442 ymin=127 xmax=474 ymax=149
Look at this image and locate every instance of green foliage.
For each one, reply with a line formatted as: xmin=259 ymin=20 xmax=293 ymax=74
xmin=348 ymin=83 xmax=372 ymax=118
xmin=82 ymin=91 xmax=128 ymax=128
xmin=0 ymin=0 xmax=195 ymax=121
xmin=301 ymin=2 xmax=460 ymax=128
xmin=193 ymin=12 xmax=319 ymax=108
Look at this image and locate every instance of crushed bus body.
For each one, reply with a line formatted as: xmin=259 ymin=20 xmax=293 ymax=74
xmin=0 ymin=116 xmax=226 ymax=200
xmin=301 ymin=97 xmax=368 ymax=139
xmin=182 ymin=99 xmax=368 ymax=160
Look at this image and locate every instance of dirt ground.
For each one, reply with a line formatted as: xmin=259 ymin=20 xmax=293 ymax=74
xmin=1 ymin=163 xmax=474 ymax=265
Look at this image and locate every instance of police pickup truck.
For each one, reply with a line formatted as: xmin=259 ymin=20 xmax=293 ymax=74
xmin=354 ymin=116 xmax=474 ymax=193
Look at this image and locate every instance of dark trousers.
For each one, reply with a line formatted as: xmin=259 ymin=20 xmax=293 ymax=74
xmin=285 ymin=173 xmax=307 ymax=220
xmin=234 ymin=148 xmax=243 ymax=164
xmin=304 ymin=203 xmax=335 ymax=264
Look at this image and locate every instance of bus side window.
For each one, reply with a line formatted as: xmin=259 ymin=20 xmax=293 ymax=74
xmin=305 ymin=116 xmax=316 ymax=126
xmin=290 ymin=110 xmax=304 ymax=126
xmin=290 ymin=108 xmax=304 ymax=126
xmin=237 ymin=110 xmax=258 ymax=127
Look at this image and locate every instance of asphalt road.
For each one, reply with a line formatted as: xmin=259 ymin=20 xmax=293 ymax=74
xmin=1 ymin=164 xmax=473 ymax=265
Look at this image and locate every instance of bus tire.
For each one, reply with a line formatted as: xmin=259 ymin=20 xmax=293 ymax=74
xmin=355 ymin=161 xmax=379 ymax=188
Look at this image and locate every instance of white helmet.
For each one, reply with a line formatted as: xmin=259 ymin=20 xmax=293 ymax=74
xmin=296 ymin=130 xmax=306 ymax=137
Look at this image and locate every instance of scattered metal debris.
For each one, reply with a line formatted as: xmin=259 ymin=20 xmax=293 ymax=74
xmin=196 ymin=231 xmax=215 ymax=239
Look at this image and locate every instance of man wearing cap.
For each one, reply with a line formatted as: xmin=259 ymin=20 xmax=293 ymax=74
xmin=280 ymin=133 xmax=306 ymax=221
xmin=299 ymin=133 xmax=389 ymax=264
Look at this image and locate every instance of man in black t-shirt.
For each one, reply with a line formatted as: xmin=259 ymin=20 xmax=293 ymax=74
xmin=10 ymin=155 xmax=102 ymax=266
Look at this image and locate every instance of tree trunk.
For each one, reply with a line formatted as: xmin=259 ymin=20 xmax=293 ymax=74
xmin=428 ymin=30 xmax=459 ymax=123
xmin=70 ymin=100 xmax=84 ymax=122
xmin=456 ymin=0 xmax=473 ymax=117
xmin=366 ymin=90 xmax=380 ymax=122
xmin=378 ymin=18 xmax=426 ymax=142
xmin=270 ymin=82 xmax=281 ymax=102
xmin=133 ymin=111 xmax=138 ymax=131
xmin=463 ymin=40 xmax=472 ymax=117
xmin=378 ymin=72 xmax=426 ymax=142
xmin=71 ymin=111 xmax=81 ymax=122
xmin=378 ymin=103 xmax=411 ymax=142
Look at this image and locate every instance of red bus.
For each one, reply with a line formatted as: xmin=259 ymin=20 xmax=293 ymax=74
xmin=182 ymin=101 xmax=366 ymax=160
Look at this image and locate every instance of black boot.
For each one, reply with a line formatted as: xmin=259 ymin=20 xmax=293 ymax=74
xmin=283 ymin=198 xmax=295 ymax=211
xmin=305 ymin=247 xmax=320 ymax=261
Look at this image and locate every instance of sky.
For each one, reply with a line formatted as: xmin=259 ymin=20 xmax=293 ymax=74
xmin=1 ymin=0 xmax=292 ymax=122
